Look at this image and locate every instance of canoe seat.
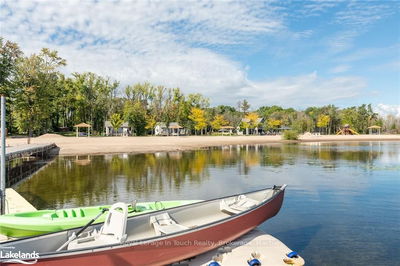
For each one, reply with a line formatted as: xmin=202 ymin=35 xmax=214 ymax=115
xmin=68 ymin=202 xmax=128 ymax=250
xmin=150 ymin=212 xmax=188 ymax=236
xmin=220 ymin=195 xmax=259 ymax=215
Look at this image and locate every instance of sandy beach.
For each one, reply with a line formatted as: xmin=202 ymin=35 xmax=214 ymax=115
xmin=5 ymin=134 xmax=400 ymax=156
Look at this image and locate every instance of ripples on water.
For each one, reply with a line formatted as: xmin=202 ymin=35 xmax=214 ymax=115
xmin=16 ymin=141 xmax=400 ymax=266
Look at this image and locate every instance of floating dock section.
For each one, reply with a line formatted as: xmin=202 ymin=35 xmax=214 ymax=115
xmin=6 ymin=143 xmax=57 ymax=161
xmin=173 ymin=229 xmax=305 ymax=266
xmin=5 ymin=143 xmax=57 ymax=186
xmin=4 ymin=188 xmax=37 ymax=214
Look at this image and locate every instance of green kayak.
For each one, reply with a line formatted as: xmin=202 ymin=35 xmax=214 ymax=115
xmin=0 ymin=200 xmax=200 ymax=237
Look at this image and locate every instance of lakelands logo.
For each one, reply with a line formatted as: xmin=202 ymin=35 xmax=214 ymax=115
xmin=0 ymin=246 xmax=39 ymax=264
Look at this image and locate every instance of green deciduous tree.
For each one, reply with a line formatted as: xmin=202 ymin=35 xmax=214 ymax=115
xmin=292 ymin=112 xmax=313 ymax=133
xmin=4 ymin=38 xmax=394 ymax=138
xmin=13 ymin=48 xmax=66 ymax=141
xmin=257 ymin=105 xmax=283 ymax=119
xmin=67 ymin=72 xmax=119 ymax=132
xmin=124 ymin=101 xmax=147 ymax=136
xmin=1 ymin=38 xmax=23 ymax=134
xmin=0 ymin=37 xmax=22 ymax=96
xmin=340 ymin=104 xmax=377 ymax=134
xmin=110 ymin=113 xmax=124 ymax=135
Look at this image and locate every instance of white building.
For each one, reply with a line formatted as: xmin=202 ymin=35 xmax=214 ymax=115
xmin=154 ymin=122 xmax=186 ymax=136
xmin=104 ymin=121 xmax=130 ymax=136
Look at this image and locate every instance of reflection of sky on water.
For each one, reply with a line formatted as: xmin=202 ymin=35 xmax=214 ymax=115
xmin=15 ymin=142 xmax=400 ymax=265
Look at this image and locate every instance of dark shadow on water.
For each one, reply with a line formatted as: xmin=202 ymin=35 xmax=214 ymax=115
xmin=17 ymin=191 xmax=50 ymax=209
xmin=8 ymin=147 xmax=60 ymax=187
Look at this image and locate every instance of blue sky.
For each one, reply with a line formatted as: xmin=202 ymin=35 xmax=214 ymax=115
xmin=1 ymin=0 xmax=399 ymax=116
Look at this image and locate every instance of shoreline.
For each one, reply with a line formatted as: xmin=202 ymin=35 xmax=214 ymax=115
xmin=6 ymin=134 xmax=400 ymax=156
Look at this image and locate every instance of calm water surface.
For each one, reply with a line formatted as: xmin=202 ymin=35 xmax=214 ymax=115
xmin=16 ymin=142 xmax=400 ymax=265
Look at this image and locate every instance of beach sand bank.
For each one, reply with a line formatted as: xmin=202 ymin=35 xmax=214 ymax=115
xmin=6 ymin=134 xmax=400 ymax=156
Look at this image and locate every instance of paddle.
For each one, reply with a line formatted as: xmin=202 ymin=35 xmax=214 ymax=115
xmin=56 ymin=208 xmax=109 ymax=251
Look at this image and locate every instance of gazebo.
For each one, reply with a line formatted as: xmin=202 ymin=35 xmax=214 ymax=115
xmin=368 ymin=125 xmax=381 ymax=135
xmin=74 ymin=123 xmax=92 ymax=137
xmin=168 ymin=122 xmax=184 ymax=136
xmin=219 ymin=126 xmax=235 ymax=135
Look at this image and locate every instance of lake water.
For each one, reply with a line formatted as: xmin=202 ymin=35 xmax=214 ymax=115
xmin=15 ymin=142 xmax=400 ymax=265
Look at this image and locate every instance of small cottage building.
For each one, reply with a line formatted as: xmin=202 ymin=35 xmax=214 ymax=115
xmin=154 ymin=122 xmax=186 ymax=136
xmin=105 ymin=121 xmax=130 ymax=136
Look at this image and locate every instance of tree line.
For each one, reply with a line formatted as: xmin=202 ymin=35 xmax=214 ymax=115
xmin=1 ymin=37 xmax=398 ymax=136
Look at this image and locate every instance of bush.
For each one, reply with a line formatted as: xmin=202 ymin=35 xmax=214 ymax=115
xmin=283 ymin=130 xmax=299 ymax=140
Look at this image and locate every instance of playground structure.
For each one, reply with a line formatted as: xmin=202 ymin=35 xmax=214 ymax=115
xmin=336 ymin=124 xmax=359 ymax=135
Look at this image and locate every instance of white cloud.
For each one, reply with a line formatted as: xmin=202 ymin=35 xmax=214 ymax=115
xmin=337 ymin=45 xmax=400 ymax=63
xmin=238 ymin=72 xmax=366 ymax=108
xmin=370 ymin=60 xmax=400 ymax=72
xmin=335 ymin=1 xmax=395 ymax=27
xmin=325 ymin=1 xmax=396 ymax=54
xmin=0 ymin=0 xmax=279 ymax=102
xmin=375 ymin=104 xmax=400 ymax=118
xmin=330 ymin=64 xmax=351 ymax=73
xmin=327 ymin=30 xmax=358 ymax=53
xmin=0 ymin=0 xmax=382 ymax=108
xmin=301 ymin=1 xmax=339 ymax=16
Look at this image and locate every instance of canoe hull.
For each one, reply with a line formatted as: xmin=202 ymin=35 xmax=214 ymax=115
xmin=15 ymin=189 xmax=285 ymax=266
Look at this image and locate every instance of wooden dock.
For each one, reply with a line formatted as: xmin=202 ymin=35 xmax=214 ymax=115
xmin=4 ymin=188 xmax=37 ymax=214
xmin=6 ymin=143 xmax=57 ymax=161
xmin=4 ymin=143 xmax=58 ymax=187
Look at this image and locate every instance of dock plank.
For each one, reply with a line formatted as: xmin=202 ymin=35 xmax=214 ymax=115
xmin=5 ymin=188 xmax=37 ymax=214
xmin=5 ymin=143 xmax=56 ymax=160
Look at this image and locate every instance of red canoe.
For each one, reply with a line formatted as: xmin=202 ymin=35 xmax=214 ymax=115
xmin=0 ymin=185 xmax=287 ymax=266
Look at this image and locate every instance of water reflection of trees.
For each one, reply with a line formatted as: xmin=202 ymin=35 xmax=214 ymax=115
xmin=15 ymin=143 xmax=388 ymax=209
xmin=302 ymin=143 xmax=381 ymax=166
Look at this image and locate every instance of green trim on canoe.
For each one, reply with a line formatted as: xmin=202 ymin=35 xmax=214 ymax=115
xmin=0 ymin=200 xmax=200 ymax=237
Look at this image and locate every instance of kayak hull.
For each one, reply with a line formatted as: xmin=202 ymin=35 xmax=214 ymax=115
xmin=0 ymin=200 xmax=200 ymax=237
